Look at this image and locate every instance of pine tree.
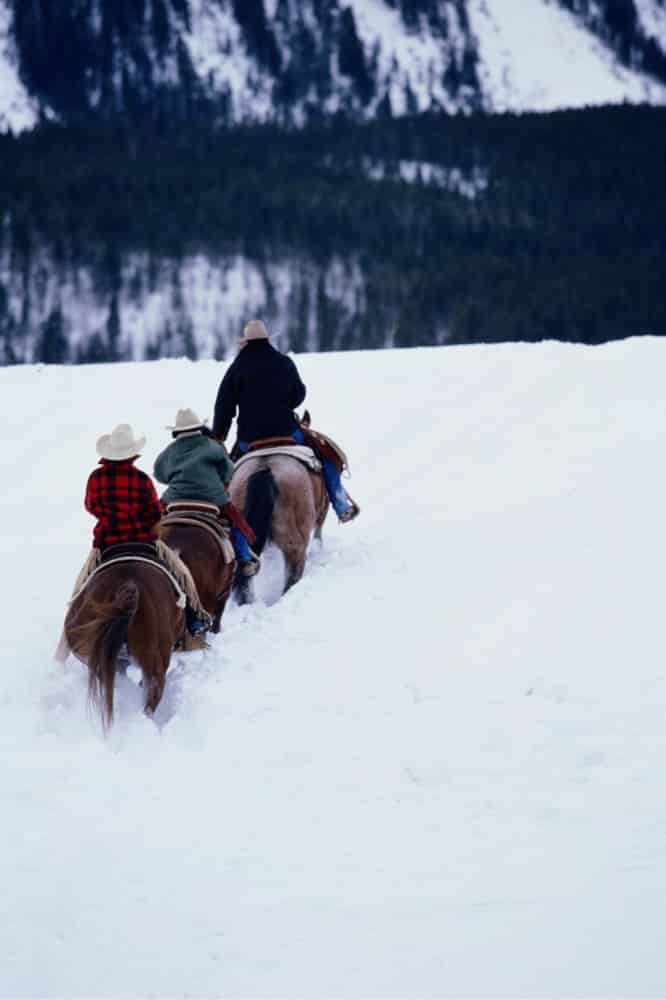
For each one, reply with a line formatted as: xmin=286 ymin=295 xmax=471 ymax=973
xmin=338 ymin=8 xmax=373 ymax=105
xmin=231 ymin=0 xmax=281 ymax=74
xmin=36 ymin=308 xmax=68 ymax=364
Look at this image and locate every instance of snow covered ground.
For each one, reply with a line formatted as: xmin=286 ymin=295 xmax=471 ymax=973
xmin=2 ymin=337 xmax=666 ymax=996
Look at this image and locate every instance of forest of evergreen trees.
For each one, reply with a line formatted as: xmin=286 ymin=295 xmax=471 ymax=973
xmin=0 ymin=104 xmax=664 ymax=363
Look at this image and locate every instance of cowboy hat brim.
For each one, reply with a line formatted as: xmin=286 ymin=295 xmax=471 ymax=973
xmin=165 ymin=420 xmax=208 ymax=431
xmin=96 ymin=434 xmax=146 ymax=460
xmin=237 ymin=332 xmax=281 ymax=347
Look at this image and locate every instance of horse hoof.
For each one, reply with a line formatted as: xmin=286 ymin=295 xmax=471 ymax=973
xmin=181 ymin=632 xmax=210 ymax=651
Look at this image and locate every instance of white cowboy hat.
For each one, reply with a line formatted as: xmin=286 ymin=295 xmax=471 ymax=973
xmin=96 ymin=423 xmax=146 ymax=461
xmin=166 ymin=408 xmax=207 ymax=432
xmin=238 ymin=319 xmax=275 ymax=347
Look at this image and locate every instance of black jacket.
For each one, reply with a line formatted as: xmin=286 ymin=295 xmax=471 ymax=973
xmin=213 ymin=340 xmax=306 ymax=443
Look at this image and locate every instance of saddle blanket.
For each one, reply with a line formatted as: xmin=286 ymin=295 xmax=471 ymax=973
xmin=303 ymin=427 xmax=348 ymax=472
xmin=234 ymin=445 xmax=322 ymax=474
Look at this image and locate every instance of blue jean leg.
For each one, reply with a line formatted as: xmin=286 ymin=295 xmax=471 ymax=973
xmin=322 ymin=458 xmax=352 ymax=517
xmin=231 ymin=525 xmax=252 ymax=562
xmin=297 ymin=429 xmax=350 ymax=515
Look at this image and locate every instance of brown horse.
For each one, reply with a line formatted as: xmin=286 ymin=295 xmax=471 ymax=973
xmin=230 ymin=455 xmax=329 ymax=603
xmin=159 ymin=519 xmax=236 ymax=633
xmin=64 ymin=561 xmax=185 ymax=728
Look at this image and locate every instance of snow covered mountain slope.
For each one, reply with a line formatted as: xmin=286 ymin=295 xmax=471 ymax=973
xmin=637 ymin=0 xmax=666 ymax=44
xmin=2 ymin=0 xmax=666 ymax=131
xmin=2 ymin=338 xmax=666 ymax=994
xmin=468 ymin=0 xmax=666 ymax=110
xmin=0 ymin=0 xmax=36 ymax=131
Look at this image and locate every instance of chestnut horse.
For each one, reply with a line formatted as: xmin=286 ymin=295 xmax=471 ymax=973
xmin=64 ymin=562 xmax=185 ymax=728
xmin=230 ymin=455 xmax=328 ymax=603
xmin=159 ymin=520 xmax=236 ymax=633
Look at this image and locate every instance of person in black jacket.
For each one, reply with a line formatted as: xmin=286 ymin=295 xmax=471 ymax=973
xmin=213 ymin=321 xmax=306 ymax=444
xmin=213 ymin=320 xmax=359 ymax=523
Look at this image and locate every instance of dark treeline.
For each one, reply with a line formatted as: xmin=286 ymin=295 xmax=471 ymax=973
xmin=0 ymin=104 xmax=664 ymax=362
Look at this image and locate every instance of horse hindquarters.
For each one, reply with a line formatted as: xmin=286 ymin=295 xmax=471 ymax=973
xmin=269 ymin=461 xmax=321 ymax=592
xmin=230 ymin=456 xmax=323 ymax=599
xmin=231 ymin=465 xmax=279 ymax=604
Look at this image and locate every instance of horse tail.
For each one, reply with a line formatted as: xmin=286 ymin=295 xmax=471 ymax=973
xmin=86 ymin=581 xmax=139 ymax=729
xmin=244 ymin=466 xmax=279 ymax=554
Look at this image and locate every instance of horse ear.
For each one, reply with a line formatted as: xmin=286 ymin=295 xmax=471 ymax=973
xmin=302 ymin=409 xmax=311 ymax=428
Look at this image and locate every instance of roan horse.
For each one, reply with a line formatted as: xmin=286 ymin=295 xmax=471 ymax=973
xmin=230 ymin=454 xmax=329 ymax=603
xmin=64 ymin=561 xmax=185 ymax=729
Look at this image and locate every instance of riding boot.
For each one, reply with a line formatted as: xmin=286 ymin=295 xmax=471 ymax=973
xmin=338 ymin=499 xmax=361 ymax=523
xmin=181 ymin=630 xmax=209 ymax=651
xmin=231 ymin=525 xmax=261 ymax=576
xmin=321 ymin=458 xmax=360 ymax=523
xmin=185 ymin=603 xmax=212 ymax=636
xmin=295 ymin=425 xmax=359 ymax=523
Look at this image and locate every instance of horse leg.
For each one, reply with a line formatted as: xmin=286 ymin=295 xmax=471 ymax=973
xmin=140 ymin=641 xmax=170 ymax=716
xmin=212 ymin=599 xmax=228 ymax=632
xmin=143 ymin=664 xmax=167 ymax=715
xmin=212 ymin=574 xmax=234 ymax=632
xmin=283 ymin=551 xmax=306 ymax=593
xmin=311 ymin=472 xmax=329 ymax=546
xmin=277 ymin=513 xmax=310 ymax=593
xmin=233 ymin=570 xmax=253 ymax=606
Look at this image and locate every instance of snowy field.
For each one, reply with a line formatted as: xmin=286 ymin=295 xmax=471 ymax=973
xmin=1 ymin=338 xmax=666 ymax=997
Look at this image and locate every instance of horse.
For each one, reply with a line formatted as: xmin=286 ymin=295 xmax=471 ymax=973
xmin=158 ymin=517 xmax=236 ymax=633
xmin=229 ymin=454 xmax=329 ymax=603
xmin=64 ymin=561 xmax=185 ymax=729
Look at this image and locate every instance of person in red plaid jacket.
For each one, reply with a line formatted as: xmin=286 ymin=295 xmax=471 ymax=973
xmin=85 ymin=423 xmax=161 ymax=549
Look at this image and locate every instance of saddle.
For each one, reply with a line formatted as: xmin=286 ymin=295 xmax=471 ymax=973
xmin=74 ymin=542 xmax=188 ymax=608
xmin=233 ymin=417 xmax=347 ymax=474
xmin=300 ymin=418 xmax=348 ymax=473
xmin=101 ymin=541 xmax=159 ymax=563
xmin=164 ymin=500 xmax=221 ymax=517
xmin=246 ymin=436 xmax=299 ymax=451
xmin=160 ymin=501 xmax=235 ymax=564
xmin=234 ymin=445 xmax=322 ymax=475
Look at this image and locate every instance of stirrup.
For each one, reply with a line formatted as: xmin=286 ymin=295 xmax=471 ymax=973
xmin=338 ymin=501 xmax=360 ymax=524
xmin=239 ymin=554 xmax=261 ymax=577
xmin=186 ymin=605 xmax=212 ymax=635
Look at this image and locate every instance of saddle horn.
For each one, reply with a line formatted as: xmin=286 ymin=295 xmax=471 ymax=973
xmin=301 ymin=409 xmax=311 ymax=429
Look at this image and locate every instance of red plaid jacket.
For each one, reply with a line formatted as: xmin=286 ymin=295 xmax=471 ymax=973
xmin=85 ymin=458 xmax=162 ymax=550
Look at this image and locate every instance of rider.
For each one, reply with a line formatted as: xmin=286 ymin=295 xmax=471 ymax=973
xmin=212 ymin=320 xmax=360 ymax=522
xmin=153 ymin=408 xmax=260 ymax=576
xmin=85 ymin=423 xmax=163 ymax=551
xmin=83 ymin=422 xmax=210 ymax=636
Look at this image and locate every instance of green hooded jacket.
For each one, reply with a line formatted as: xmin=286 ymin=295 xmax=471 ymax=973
xmin=153 ymin=432 xmax=234 ymax=507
